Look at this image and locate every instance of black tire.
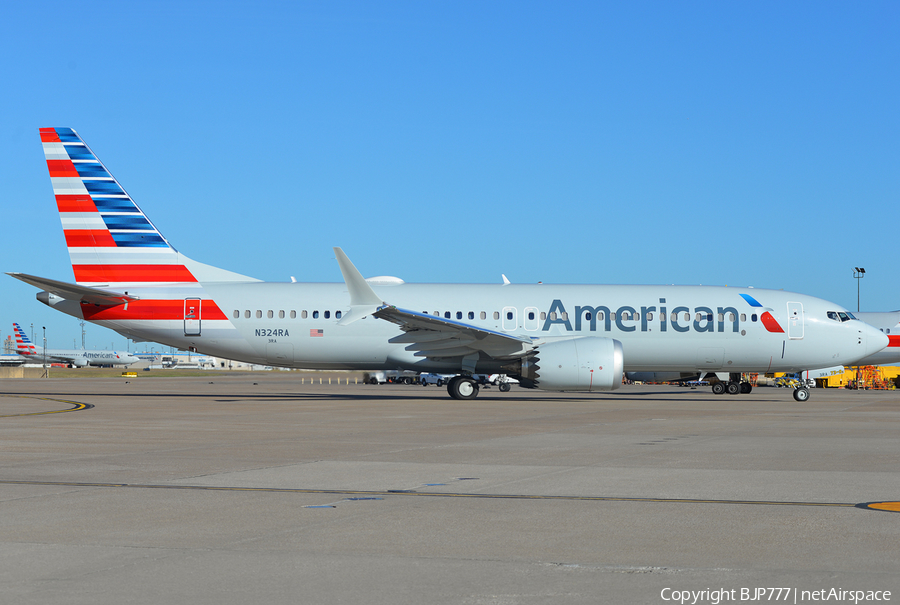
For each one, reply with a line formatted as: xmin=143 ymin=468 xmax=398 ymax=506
xmin=447 ymin=377 xmax=479 ymax=400
xmin=726 ymin=382 xmax=740 ymax=395
xmin=499 ymin=382 xmax=511 ymax=393
xmin=711 ymin=382 xmax=726 ymax=395
xmin=793 ymin=387 xmax=810 ymax=402
xmin=740 ymin=382 xmax=752 ymax=394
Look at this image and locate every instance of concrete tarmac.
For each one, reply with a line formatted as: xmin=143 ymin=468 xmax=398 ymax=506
xmin=1 ymin=376 xmax=898 ymax=604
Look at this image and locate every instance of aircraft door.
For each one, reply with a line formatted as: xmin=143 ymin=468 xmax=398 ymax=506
xmin=502 ymin=306 xmax=517 ymax=331
xmin=184 ymin=298 xmax=201 ymax=336
xmin=787 ymin=302 xmax=804 ymax=340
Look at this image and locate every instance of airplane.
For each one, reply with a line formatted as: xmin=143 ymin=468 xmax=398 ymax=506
xmin=6 ymin=127 xmax=889 ymax=401
xmin=12 ymin=322 xmax=139 ymax=367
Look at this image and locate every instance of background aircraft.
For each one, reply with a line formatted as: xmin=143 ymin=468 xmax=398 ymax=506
xmin=8 ymin=128 xmax=888 ymax=401
xmin=12 ymin=322 xmax=138 ymax=367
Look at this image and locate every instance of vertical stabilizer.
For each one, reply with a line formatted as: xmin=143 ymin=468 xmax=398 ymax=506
xmin=39 ymin=128 xmax=257 ymax=287
xmin=12 ymin=323 xmax=38 ymax=357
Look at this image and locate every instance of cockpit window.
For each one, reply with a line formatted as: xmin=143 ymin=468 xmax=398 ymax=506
xmin=837 ymin=312 xmax=851 ymax=322
xmin=845 ymin=312 xmax=857 ymax=320
xmin=827 ymin=311 xmax=839 ymax=322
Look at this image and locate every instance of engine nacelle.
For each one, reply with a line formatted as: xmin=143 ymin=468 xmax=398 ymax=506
xmin=70 ymin=358 xmax=89 ymax=367
xmin=504 ymin=337 xmax=624 ymax=391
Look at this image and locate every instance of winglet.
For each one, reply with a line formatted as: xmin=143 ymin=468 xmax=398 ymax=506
xmin=333 ymin=247 xmax=385 ymax=325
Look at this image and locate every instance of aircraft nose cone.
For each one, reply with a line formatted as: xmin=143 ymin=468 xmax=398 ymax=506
xmin=863 ymin=323 xmax=890 ymax=357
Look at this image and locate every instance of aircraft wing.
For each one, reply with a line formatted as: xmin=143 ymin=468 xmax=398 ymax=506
xmin=7 ymin=273 xmax=138 ymax=305
xmin=374 ymin=305 xmax=536 ymax=359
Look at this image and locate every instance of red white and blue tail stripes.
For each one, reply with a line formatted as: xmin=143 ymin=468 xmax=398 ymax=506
xmin=13 ymin=323 xmax=38 ymax=356
xmin=40 ymin=127 xmax=198 ymax=287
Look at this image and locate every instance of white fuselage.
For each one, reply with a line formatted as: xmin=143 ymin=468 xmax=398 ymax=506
xmin=45 ymin=281 xmax=885 ymax=375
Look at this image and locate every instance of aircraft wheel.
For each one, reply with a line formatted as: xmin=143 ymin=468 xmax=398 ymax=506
xmin=740 ymin=382 xmax=752 ymax=394
xmin=499 ymin=382 xmax=511 ymax=393
xmin=711 ymin=382 xmax=726 ymax=395
xmin=726 ymin=382 xmax=740 ymax=395
xmin=793 ymin=387 xmax=810 ymax=402
xmin=448 ymin=376 xmax=479 ymax=400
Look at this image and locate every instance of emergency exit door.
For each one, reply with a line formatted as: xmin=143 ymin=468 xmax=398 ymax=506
xmin=184 ymin=298 xmax=201 ymax=336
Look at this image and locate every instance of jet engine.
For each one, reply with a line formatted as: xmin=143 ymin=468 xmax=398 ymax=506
xmin=503 ymin=336 xmax=624 ymax=391
xmin=70 ymin=358 xmax=89 ymax=368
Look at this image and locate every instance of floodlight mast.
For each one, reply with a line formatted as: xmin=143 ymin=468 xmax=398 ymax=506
xmin=853 ymin=267 xmax=866 ymax=312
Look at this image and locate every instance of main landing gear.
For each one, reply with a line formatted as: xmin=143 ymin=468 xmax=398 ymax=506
xmin=447 ymin=376 xmax=479 ymax=400
xmin=710 ymin=381 xmax=752 ymax=395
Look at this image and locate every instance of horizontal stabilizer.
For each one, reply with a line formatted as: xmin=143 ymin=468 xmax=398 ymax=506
xmin=7 ymin=272 xmax=137 ymax=305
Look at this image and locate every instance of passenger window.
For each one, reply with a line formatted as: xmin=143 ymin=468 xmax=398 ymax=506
xmin=550 ymin=312 xmax=557 ymax=320
xmin=729 ymin=313 xmax=736 ymax=322
xmin=740 ymin=313 xmax=746 ymax=322
xmin=335 ymin=310 xmax=342 ymax=319
xmin=506 ymin=311 xmax=513 ymax=320
xmin=493 ymin=312 xmax=500 ymax=320
xmin=434 ymin=311 xmax=439 ymax=316
xmin=706 ymin=313 xmax=713 ymax=322
xmin=528 ymin=311 xmax=535 ymax=320
xmin=717 ymin=313 xmax=724 ymax=322
xmin=301 ymin=310 xmax=308 ymax=319
xmin=480 ymin=312 xmax=486 ymax=320
xmin=561 ymin=312 xmax=568 ymax=320
xmin=585 ymin=312 xmax=592 ymax=321
xmin=695 ymin=313 xmax=702 ymax=322
xmin=598 ymin=312 xmax=605 ymax=320
xmin=313 ymin=311 xmax=319 ymax=319
xmin=468 ymin=312 xmax=474 ymax=320
xmin=233 ymin=310 xmax=240 ymax=319
xmin=267 ymin=310 xmax=273 ymax=319
xmin=751 ymin=314 xmax=758 ymax=322
xmin=540 ymin=312 xmax=546 ymax=320
xmin=290 ymin=311 xmax=296 ymax=319
xmin=256 ymin=310 xmax=262 ymax=319
xmin=457 ymin=312 xmax=462 ymax=320
xmin=670 ymin=312 xmax=677 ymax=321
xmin=279 ymin=310 xmax=285 ymax=319
xmin=245 ymin=310 xmax=251 ymax=319
xmin=324 ymin=311 xmax=331 ymax=319
xmin=646 ymin=312 xmax=652 ymax=321
xmin=444 ymin=311 xmax=451 ymax=319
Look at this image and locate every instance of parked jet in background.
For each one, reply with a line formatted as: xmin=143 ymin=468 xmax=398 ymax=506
xmin=12 ymin=322 xmax=139 ymax=367
xmin=7 ymin=128 xmax=889 ymax=400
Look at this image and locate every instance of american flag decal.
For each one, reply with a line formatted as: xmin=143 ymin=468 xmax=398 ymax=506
xmin=310 ymin=329 xmax=324 ymax=337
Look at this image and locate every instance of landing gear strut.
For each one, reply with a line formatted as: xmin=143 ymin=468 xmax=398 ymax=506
xmin=447 ymin=376 xmax=479 ymax=400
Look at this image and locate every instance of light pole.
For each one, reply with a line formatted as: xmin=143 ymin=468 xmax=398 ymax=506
xmin=42 ymin=326 xmax=48 ymax=378
xmin=853 ymin=267 xmax=866 ymax=312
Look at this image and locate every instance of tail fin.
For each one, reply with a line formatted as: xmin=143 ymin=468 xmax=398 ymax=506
xmin=39 ymin=128 xmax=256 ymax=287
xmin=12 ymin=323 xmax=38 ymax=356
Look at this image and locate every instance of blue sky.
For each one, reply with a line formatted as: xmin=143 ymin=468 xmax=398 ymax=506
xmin=2 ymin=1 xmax=898 ymax=350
